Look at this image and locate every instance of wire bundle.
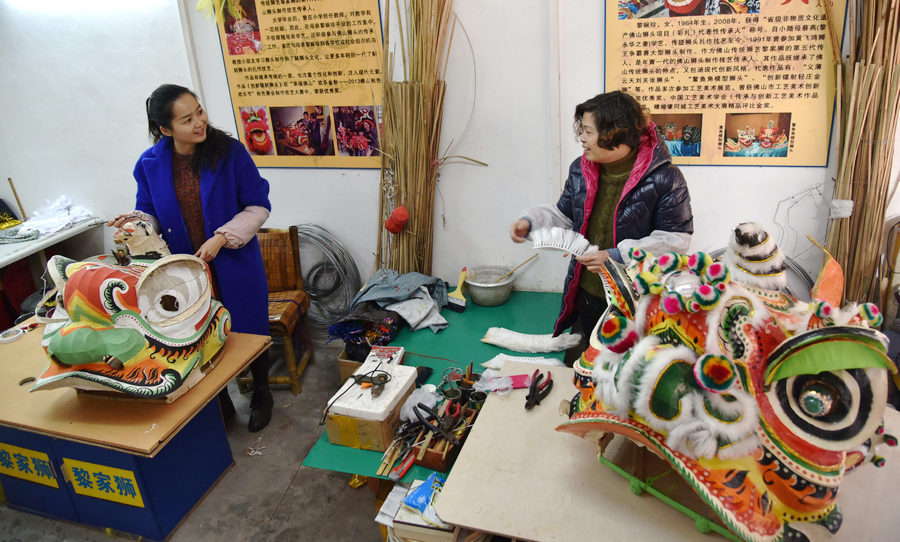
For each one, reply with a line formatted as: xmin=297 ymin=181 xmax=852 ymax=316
xmin=376 ymin=0 xmax=455 ymax=275
xmin=295 ymin=224 xmax=361 ymax=325
xmin=825 ymin=1 xmax=900 ymax=306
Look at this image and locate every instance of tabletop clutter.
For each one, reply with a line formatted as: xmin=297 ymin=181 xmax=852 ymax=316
xmin=322 ymin=324 xmax=564 ymax=537
xmin=323 ymin=348 xmax=559 ymax=462
xmin=319 ymin=261 xmax=570 ymax=539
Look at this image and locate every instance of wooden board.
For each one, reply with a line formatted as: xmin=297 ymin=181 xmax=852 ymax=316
xmin=436 ymin=360 xmax=900 ymax=542
xmin=0 ymin=326 xmax=270 ymax=457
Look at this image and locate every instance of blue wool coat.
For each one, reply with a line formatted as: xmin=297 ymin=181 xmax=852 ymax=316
xmin=133 ymin=137 xmax=271 ymax=336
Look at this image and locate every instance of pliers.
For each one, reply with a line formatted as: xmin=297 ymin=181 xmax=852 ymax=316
xmin=413 ymin=403 xmax=461 ymax=446
xmin=524 ymin=369 xmax=553 ymax=410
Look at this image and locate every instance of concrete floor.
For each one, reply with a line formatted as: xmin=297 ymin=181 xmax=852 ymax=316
xmin=0 ymin=325 xmax=385 ymax=542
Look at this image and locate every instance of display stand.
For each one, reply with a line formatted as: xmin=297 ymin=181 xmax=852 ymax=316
xmin=0 ymin=328 xmax=270 ymax=540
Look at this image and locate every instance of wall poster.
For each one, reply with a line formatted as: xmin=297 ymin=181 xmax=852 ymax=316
xmin=610 ymin=1 xmax=846 ymax=166
xmin=216 ymin=0 xmax=384 ymax=168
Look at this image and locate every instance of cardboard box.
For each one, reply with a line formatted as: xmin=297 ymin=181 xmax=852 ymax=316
xmin=338 ymin=347 xmax=361 ymax=383
xmin=392 ymin=515 xmax=459 ymax=542
xmin=325 ymin=360 xmax=416 ymax=452
xmin=392 ymin=480 xmax=458 ymax=542
xmin=391 ymin=480 xmax=488 ymax=542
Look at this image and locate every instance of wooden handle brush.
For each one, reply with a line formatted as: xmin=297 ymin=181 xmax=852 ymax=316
xmin=446 ymin=267 xmax=467 ymax=312
xmin=494 ymin=254 xmax=538 ymax=283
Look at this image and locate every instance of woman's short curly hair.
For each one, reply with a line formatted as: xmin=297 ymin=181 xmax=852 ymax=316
xmin=574 ymin=90 xmax=649 ymax=150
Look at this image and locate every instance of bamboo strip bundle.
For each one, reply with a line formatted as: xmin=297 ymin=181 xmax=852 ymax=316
xmin=376 ymin=0 xmax=454 ymax=275
xmin=825 ymin=0 xmax=900 ymax=307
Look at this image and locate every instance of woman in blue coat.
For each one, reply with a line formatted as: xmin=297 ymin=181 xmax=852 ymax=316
xmin=109 ymin=84 xmax=273 ymax=431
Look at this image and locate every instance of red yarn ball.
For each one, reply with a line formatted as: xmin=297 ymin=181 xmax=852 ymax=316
xmin=385 ymin=206 xmax=409 ymax=234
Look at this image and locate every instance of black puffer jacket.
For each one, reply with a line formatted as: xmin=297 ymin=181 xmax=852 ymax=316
xmin=524 ymin=124 xmax=693 ymax=335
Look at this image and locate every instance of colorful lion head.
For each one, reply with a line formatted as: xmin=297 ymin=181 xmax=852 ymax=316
xmin=737 ymin=125 xmax=757 ymax=147
xmin=32 ymin=226 xmax=230 ymax=400
xmin=241 ymin=108 xmax=273 ymax=155
xmin=558 ymin=222 xmax=897 ymax=542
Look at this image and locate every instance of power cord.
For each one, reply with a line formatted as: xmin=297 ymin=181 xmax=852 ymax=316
xmin=318 ymin=367 xmax=393 ymax=425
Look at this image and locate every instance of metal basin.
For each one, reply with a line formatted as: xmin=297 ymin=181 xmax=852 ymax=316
xmin=465 ymin=265 xmax=514 ymax=307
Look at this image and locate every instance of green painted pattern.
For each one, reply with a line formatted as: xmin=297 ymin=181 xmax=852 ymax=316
xmin=650 ymin=361 xmax=695 ymax=420
xmin=564 ymin=416 xmax=779 ymax=542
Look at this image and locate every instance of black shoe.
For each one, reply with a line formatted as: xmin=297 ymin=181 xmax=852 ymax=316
xmin=218 ymin=389 xmax=236 ymax=421
xmin=248 ymin=388 xmax=273 ymax=432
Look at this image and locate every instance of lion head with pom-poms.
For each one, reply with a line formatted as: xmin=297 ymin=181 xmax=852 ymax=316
xmin=241 ymin=107 xmax=274 ymax=155
xmin=557 ymin=222 xmax=898 ymax=542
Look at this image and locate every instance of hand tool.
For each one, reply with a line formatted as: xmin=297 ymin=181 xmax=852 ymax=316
xmin=524 ymin=369 xmax=553 ymax=410
xmin=351 ymin=370 xmax=389 ymax=397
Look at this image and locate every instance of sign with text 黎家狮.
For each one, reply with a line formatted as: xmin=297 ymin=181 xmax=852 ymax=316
xmin=609 ymin=0 xmax=846 ymax=166
xmin=62 ymin=458 xmax=145 ymax=508
xmin=0 ymin=441 xmax=59 ymax=488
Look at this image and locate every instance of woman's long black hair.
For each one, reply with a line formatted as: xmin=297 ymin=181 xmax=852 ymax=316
xmin=146 ymin=84 xmax=232 ymax=174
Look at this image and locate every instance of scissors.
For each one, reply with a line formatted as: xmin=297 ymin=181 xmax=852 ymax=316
xmin=0 ymin=322 xmax=40 ymax=344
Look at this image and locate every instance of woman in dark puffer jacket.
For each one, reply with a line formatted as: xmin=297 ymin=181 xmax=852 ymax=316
xmin=510 ymin=91 xmax=693 ymax=354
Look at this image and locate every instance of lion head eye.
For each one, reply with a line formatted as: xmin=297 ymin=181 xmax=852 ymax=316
xmin=767 ymin=368 xmax=887 ymax=451
xmin=798 ymin=382 xmax=836 ymax=418
xmin=159 ymin=294 xmax=180 ymax=312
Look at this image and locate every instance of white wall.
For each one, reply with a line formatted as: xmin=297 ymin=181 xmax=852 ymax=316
xmin=2 ymin=0 xmax=893 ymax=295
xmin=183 ymin=0 xmax=570 ymax=290
xmin=0 ymin=0 xmax=194 ymax=256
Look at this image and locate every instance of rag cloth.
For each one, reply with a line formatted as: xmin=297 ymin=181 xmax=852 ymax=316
xmin=383 ymin=286 xmax=448 ymax=333
xmin=0 ymin=225 xmax=39 ymax=244
xmin=349 ymin=268 xmax=448 ymax=332
xmin=18 ymin=196 xmax=92 ymax=236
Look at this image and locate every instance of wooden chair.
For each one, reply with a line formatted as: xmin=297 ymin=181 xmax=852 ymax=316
xmin=239 ymin=226 xmax=313 ymax=394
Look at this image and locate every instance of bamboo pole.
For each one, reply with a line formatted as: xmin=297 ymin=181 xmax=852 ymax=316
xmin=376 ymin=0 xmax=454 ymax=275
xmin=826 ymin=1 xmax=900 ymax=305
xmin=6 ymin=178 xmax=27 ymax=220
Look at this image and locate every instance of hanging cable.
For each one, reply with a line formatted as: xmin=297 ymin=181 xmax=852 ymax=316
xmin=295 ymin=223 xmax=361 ymax=325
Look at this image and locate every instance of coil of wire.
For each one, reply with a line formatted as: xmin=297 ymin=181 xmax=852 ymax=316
xmin=296 ymin=223 xmax=361 ymax=325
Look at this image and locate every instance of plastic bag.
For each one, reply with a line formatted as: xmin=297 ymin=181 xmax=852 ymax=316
xmin=399 ymin=386 xmax=440 ymax=423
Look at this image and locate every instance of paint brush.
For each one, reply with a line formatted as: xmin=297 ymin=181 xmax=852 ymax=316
xmin=446 ymin=267 xmax=467 ymax=312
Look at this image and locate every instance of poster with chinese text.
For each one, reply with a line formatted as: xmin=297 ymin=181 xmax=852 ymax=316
xmin=217 ymin=0 xmax=383 ymax=168
xmin=609 ymin=0 xmax=846 ymax=166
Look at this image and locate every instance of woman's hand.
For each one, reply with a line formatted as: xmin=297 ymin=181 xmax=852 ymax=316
xmin=195 ymin=233 xmax=228 ymax=262
xmin=576 ymin=249 xmax=610 ymax=273
xmin=510 ymin=219 xmax=530 ymax=242
xmin=107 ymin=212 xmax=140 ymax=229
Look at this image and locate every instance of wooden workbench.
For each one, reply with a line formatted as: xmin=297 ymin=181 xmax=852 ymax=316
xmin=436 ymin=360 xmax=900 ymax=542
xmin=0 ymin=326 xmax=270 ymax=457
xmin=0 ymin=326 xmax=270 ymax=540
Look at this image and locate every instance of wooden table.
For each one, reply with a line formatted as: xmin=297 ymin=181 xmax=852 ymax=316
xmin=436 ymin=360 xmax=900 ymax=542
xmin=0 ymin=327 xmax=270 ymax=539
